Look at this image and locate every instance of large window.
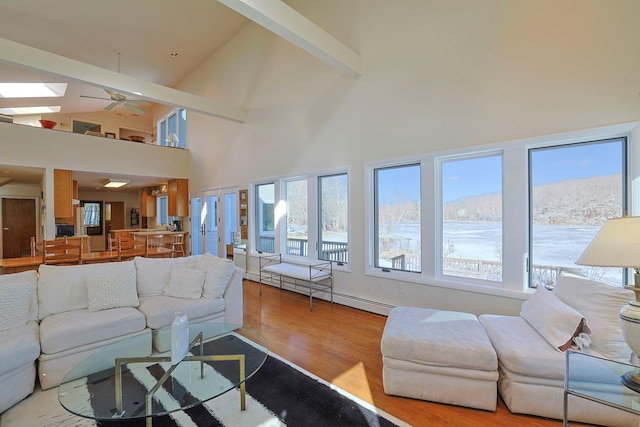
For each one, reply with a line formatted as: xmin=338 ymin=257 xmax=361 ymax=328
xmin=529 ymin=138 xmax=626 ymax=288
xmin=441 ymin=155 xmax=503 ymax=282
xmin=252 ymin=171 xmax=350 ymax=264
xmin=374 ymin=164 xmax=421 ymax=272
xmin=255 ymin=183 xmax=275 ymax=253
xmin=319 ymin=173 xmax=349 ymax=263
xmin=157 ymin=195 xmax=168 ymax=226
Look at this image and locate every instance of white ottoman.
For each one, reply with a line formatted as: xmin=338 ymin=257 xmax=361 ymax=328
xmin=381 ymin=307 xmax=499 ymax=411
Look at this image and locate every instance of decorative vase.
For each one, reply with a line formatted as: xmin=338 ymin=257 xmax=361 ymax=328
xmin=39 ymin=119 xmax=57 ymax=129
xmin=171 ymin=312 xmax=189 ymax=365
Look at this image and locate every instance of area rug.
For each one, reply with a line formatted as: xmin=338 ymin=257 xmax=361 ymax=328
xmin=1 ymin=336 xmax=408 ymax=427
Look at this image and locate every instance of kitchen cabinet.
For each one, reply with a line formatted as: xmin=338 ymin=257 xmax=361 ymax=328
xmin=141 ymin=188 xmax=156 ymax=217
xmin=54 ymin=169 xmax=73 ymax=218
xmin=168 ymin=179 xmax=188 ymax=217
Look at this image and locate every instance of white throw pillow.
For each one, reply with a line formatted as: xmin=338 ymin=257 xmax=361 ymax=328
xmin=164 ymin=267 xmax=206 ymax=299
xmin=0 ymin=282 xmax=33 ymax=332
xmin=195 ymin=253 xmax=235 ymax=299
xmin=554 ymin=273 xmax=634 ymax=361
xmin=86 ymin=269 xmax=139 ymax=312
xmin=0 ymin=270 xmax=38 ymax=321
xmin=521 ymin=286 xmax=591 ymax=352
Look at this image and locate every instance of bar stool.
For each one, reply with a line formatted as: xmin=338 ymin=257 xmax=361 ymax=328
xmin=168 ymin=233 xmax=185 ymax=257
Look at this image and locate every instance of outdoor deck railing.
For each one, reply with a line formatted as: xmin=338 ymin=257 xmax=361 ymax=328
xmin=390 ymin=253 xmax=564 ymax=287
xmin=257 ymin=236 xmax=349 ymax=263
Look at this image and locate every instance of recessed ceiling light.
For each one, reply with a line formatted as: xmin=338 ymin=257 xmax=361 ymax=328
xmin=104 ymin=179 xmax=129 ymax=188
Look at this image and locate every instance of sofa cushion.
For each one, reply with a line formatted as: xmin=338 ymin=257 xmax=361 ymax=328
xmin=164 ymin=267 xmax=206 ymax=299
xmin=0 ymin=282 xmax=33 ymax=332
xmin=479 ymin=314 xmax=567 ymax=381
xmin=87 ymin=269 xmax=139 ymax=311
xmin=137 ymin=295 xmax=225 ymax=330
xmin=39 ymin=307 xmax=146 ymax=354
xmin=196 ymin=254 xmax=236 ymax=299
xmin=38 ymin=260 xmax=136 ymax=320
xmin=553 ymin=273 xmax=633 ymax=361
xmin=0 ymin=321 xmax=39 ymax=375
xmin=0 ymin=270 xmax=38 ymax=321
xmin=135 ymin=256 xmax=200 ymax=297
xmin=520 ymin=287 xmax=591 ymax=352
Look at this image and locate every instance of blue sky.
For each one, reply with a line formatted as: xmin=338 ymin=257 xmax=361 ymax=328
xmin=377 ymin=139 xmax=624 ymax=204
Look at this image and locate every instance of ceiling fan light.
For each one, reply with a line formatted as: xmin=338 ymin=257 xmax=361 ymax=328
xmin=104 ymin=179 xmax=129 ymax=188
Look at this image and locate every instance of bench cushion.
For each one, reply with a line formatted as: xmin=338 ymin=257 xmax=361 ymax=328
xmin=382 ymin=307 xmax=497 ymax=371
xmin=262 ymin=263 xmax=330 ymax=282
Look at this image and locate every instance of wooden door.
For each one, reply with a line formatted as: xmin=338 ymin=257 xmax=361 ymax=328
xmin=2 ymin=198 xmax=36 ymax=258
xmin=105 ymin=202 xmax=125 ymax=247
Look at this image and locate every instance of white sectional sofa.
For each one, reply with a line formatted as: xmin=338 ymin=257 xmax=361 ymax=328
xmin=479 ymin=272 xmax=639 ymax=427
xmin=382 ymin=272 xmax=640 ymax=426
xmin=0 ymin=253 xmax=243 ymax=412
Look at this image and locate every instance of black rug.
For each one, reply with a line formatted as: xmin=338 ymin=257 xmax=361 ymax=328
xmin=80 ymin=335 xmax=406 ymax=427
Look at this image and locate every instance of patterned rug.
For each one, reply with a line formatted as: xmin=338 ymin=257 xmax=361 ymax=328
xmin=1 ymin=337 xmax=408 ymax=427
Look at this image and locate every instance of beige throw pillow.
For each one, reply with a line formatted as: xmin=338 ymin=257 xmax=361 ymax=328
xmin=87 ymin=270 xmax=139 ymax=312
xmin=164 ymin=268 xmax=206 ymax=299
xmin=0 ymin=282 xmax=33 ymax=332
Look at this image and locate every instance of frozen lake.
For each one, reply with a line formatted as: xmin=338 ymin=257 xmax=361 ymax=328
xmin=388 ymin=221 xmax=622 ymax=284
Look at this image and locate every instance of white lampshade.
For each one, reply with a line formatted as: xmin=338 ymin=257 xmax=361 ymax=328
xmin=576 ymin=216 xmax=640 ymax=268
xmin=166 ymin=133 xmax=179 ymax=146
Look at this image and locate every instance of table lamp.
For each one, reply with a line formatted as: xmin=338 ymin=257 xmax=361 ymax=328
xmin=575 ymin=216 xmax=640 ymax=391
xmin=166 ymin=133 xmax=180 ymax=147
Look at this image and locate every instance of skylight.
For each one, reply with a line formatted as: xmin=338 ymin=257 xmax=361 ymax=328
xmin=0 ymin=106 xmax=61 ymax=115
xmin=0 ymin=83 xmax=67 ymax=98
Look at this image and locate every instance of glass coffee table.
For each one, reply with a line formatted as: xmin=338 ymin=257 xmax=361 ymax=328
xmin=58 ymin=323 xmax=267 ymax=427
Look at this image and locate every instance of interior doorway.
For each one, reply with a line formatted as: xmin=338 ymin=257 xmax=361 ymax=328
xmin=2 ymin=198 xmax=36 ymax=258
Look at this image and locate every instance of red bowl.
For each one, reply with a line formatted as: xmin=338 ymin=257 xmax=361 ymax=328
xmin=39 ymin=119 xmax=57 ymax=129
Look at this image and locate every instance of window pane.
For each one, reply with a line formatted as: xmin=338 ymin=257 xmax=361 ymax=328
xmin=442 ymin=155 xmax=503 ymax=282
xmin=157 ymin=196 xmax=168 ymax=226
xmin=319 ymin=174 xmax=348 ymax=263
xmin=255 ymin=183 xmax=275 ymax=253
xmin=178 ymin=109 xmax=187 ymax=148
xmin=530 ymin=139 xmax=626 ymax=288
xmin=285 ymin=179 xmax=308 ymax=257
xmin=374 ymin=164 xmax=420 ymax=272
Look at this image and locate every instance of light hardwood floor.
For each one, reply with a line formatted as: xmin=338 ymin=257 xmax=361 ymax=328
xmin=243 ymin=279 xmax=572 ymax=427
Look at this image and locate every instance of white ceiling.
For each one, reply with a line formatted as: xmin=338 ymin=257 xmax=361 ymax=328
xmin=0 ymin=0 xmax=250 ymax=117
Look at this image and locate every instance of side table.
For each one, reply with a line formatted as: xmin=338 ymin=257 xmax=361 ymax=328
xmin=564 ymin=350 xmax=640 ymax=426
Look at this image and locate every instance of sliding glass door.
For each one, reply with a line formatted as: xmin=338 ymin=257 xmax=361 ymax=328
xmin=191 ymin=188 xmax=238 ymax=257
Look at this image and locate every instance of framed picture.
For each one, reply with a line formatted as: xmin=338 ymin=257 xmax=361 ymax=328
xmin=105 ymin=132 xmax=116 ymax=139
xmin=239 ymin=189 xmax=248 ymax=201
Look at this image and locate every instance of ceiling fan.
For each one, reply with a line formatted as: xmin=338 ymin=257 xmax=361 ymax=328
xmin=79 ymin=51 xmax=150 ymax=115
xmin=80 ymin=89 xmax=150 ymax=115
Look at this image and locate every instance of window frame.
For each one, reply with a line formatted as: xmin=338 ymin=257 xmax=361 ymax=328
xmin=365 ymin=122 xmax=637 ymax=299
xmin=249 ymin=167 xmax=351 ymax=271
xmin=157 ymin=108 xmax=186 ymax=147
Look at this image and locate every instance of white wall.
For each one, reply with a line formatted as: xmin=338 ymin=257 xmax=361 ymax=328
xmin=177 ymin=0 xmax=640 ymax=316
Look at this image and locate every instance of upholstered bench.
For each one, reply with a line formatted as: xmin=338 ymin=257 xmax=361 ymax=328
xmin=381 ymin=307 xmax=499 ymax=411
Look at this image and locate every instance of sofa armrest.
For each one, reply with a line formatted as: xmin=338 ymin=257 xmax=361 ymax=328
xmin=223 ymin=267 xmax=244 ymax=326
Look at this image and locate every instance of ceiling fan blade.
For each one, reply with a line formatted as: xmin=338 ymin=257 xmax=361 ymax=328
xmin=124 ymin=103 xmax=146 ymax=115
xmin=104 ymin=89 xmax=117 ymax=99
xmin=124 ymin=99 xmax=150 ymax=106
xmin=80 ymin=95 xmax=111 ymax=100
xmin=104 ymin=102 xmax=118 ymax=111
